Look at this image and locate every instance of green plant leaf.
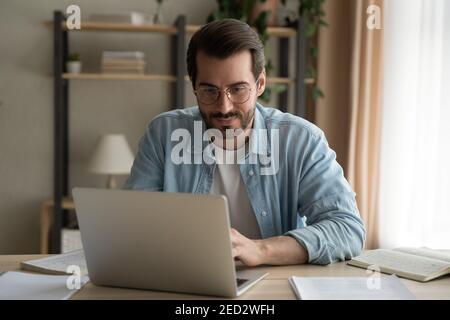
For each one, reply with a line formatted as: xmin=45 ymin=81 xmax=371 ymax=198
xmin=68 ymin=53 xmax=79 ymax=61
xmin=310 ymin=46 xmax=318 ymax=58
xmin=306 ymin=65 xmax=317 ymax=79
xmin=270 ymin=84 xmax=288 ymax=94
xmin=305 ymin=23 xmax=316 ymax=37
xmin=319 ymin=19 xmax=328 ymax=26
xmin=312 ymin=85 xmax=325 ymax=101
xmin=259 ymin=88 xmax=272 ymax=103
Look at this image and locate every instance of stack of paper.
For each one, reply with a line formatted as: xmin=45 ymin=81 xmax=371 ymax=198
xmin=0 ymin=271 xmax=88 ymax=300
xmin=289 ymin=275 xmax=415 ymax=300
xmin=62 ymin=228 xmax=83 ymax=253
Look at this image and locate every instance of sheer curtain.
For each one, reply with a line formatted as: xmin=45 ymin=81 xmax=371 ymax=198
xmin=379 ymin=0 xmax=450 ymax=248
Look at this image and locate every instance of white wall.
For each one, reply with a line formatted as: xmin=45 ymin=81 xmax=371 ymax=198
xmin=0 ymin=0 xmax=216 ymax=253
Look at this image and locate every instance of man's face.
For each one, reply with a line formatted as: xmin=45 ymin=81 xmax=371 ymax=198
xmin=195 ymin=50 xmax=266 ymax=134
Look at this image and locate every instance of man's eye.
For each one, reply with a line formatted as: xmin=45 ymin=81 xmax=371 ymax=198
xmin=231 ymin=86 xmax=245 ymax=94
xmin=203 ymin=88 xmax=217 ymax=94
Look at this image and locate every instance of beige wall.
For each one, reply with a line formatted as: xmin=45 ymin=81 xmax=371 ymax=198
xmin=0 ymin=0 xmax=215 ymax=253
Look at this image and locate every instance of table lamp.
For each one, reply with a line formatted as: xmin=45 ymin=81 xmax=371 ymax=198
xmin=87 ymin=134 xmax=135 ymax=188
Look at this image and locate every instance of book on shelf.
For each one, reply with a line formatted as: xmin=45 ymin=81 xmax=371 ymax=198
xmin=347 ymin=247 xmax=450 ymax=282
xmin=62 ymin=228 xmax=83 ymax=253
xmin=101 ymin=59 xmax=146 ymax=66
xmin=102 ymin=51 xmax=145 ymax=60
xmin=101 ymin=51 xmax=146 ymax=74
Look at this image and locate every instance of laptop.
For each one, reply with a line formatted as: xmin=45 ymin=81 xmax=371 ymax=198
xmin=72 ymin=187 xmax=268 ymax=297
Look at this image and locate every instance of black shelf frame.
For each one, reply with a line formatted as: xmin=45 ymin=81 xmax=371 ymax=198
xmin=278 ymin=18 xmax=306 ymax=114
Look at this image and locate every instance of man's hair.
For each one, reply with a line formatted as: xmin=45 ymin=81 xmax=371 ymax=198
xmin=186 ymin=19 xmax=265 ymax=88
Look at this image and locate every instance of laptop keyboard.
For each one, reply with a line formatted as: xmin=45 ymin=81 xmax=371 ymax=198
xmin=236 ymin=278 xmax=249 ymax=287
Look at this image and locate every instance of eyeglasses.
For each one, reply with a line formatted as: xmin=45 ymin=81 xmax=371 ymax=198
xmin=194 ymin=81 xmax=258 ymax=105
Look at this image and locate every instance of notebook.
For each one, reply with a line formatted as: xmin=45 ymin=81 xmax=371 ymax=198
xmin=347 ymin=247 xmax=450 ymax=282
xmin=0 ymin=271 xmax=88 ymax=300
xmin=20 ymin=250 xmax=88 ymax=276
xmin=289 ymin=275 xmax=415 ymax=300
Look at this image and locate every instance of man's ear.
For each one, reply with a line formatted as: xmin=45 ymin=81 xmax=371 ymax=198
xmin=257 ymin=69 xmax=266 ymax=97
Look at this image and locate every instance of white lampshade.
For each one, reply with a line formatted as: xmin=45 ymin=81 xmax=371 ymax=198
xmin=87 ymin=134 xmax=134 ymax=175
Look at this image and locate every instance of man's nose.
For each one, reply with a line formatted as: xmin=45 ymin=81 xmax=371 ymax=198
xmin=216 ymin=90 xmax=234 ymax=114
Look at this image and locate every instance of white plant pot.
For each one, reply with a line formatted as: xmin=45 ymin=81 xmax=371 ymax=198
xmin=66 ymin=61 xmax=82 ymax=73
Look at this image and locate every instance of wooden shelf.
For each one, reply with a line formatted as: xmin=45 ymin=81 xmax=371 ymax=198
xmin=44 ymin=21 xmax=178 ymax=34
xmin=186 ymin=25 xmax=296 ymax=37
xmin=62 ymin=73 xmax=314 ymax=84
xmin=62 ymin=73 xmax=177 ymax=81
xmin=266 ymin=77 xmax=315 ymax=85
xmin=45 ymin=21 xmax=296 ymax=37
xmin=43 ymin=197 xmax=75 ymax=210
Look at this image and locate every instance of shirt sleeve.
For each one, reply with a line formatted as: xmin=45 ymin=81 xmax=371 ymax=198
xmin=285 ymin=130 xmax=366 ymax=265
xmin=123 ymin=118 xmax=165 ymax=191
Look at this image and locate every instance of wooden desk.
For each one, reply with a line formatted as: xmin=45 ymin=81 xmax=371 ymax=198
xmin=1 ymin=255 xmax=449 ymax=300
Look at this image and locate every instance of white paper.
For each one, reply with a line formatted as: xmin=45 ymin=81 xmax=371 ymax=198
xmin=0 ymin=271 xmax=89 ymax=300
xmin=289 ymin=275 xmax=415 ymax=300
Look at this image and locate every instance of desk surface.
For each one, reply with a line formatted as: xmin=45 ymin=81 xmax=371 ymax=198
xmin=1 ymin=255 xmax=449 ymax=300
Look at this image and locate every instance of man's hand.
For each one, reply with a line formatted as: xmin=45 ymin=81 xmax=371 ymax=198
xmin=230 ymin=228 xmax=309 ymax=267
xmin=230 ymin=228 xmax=266 ymax=266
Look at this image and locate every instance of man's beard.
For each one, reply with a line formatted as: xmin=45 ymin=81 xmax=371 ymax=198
xmin=200 ymin=106 xmax=256 ymax=134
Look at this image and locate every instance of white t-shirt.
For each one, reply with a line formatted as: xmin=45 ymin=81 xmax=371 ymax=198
xmin=209 ymin=143 xmax=262 ymax=240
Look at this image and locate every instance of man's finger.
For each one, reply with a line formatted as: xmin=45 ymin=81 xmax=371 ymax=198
xmin=230 ymin=230 xmax=240 ymax=246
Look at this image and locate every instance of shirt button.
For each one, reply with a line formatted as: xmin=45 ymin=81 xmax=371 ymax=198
xmin=249 ymin=170 xmax=254 ymax=176
xmin=261 ymin=211 xmax=267 ymax=217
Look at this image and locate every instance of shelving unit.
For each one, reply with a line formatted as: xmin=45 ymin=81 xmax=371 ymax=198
xmin=47 ymin=10 xmax=309 ymax=253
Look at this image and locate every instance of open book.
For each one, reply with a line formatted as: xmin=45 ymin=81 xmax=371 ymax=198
xmin=20 ymin=250 xmax=88 ymax=276
xmin=347 ymin=247 xmax=450 ymax=282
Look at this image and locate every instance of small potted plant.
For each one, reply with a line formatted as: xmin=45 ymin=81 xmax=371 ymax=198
xmin=66 ymin=53 xmax=82 ymax=73
xmin=154 ymin=0 xmax=164 ymax=24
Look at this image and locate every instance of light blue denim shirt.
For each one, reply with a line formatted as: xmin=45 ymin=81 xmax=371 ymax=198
xmin=124 ymin=103 xmax=366 ymax=265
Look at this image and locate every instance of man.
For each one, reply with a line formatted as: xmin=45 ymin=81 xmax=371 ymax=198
xmin=124 ymin=19 xmax=366 ymax=266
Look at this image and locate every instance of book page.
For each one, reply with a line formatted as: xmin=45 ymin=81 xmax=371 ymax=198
xmin=20 ymin=250 xmax=87 ymax=276
xmin=394 ymin=247 xmax=450 ymax=263
xmin=349 ymin=249 xmax=449 ymax=280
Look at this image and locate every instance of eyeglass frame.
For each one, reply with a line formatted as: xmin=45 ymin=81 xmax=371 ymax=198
xmin=194 ymin=78 xmax=260 ymax=105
